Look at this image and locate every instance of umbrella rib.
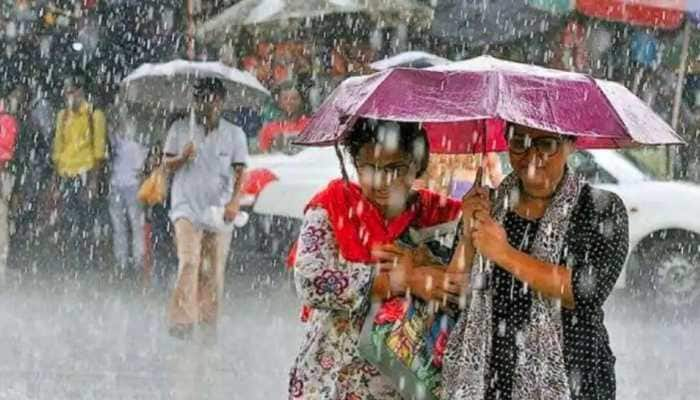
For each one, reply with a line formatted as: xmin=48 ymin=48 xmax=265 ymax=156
xmin=494 ymin=70 xmax=503 ymax=124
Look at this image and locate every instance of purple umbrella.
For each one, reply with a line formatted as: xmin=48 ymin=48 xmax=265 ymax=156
xmin=295 ymin=56 xmax=684 ymax=154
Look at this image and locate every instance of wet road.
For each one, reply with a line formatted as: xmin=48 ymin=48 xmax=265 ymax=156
xmin=0 ymin=264 xmax=697 ymax=400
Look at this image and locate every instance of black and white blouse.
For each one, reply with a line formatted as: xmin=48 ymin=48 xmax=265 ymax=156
xmin=484 ymin=184 xmax=629 ymax=400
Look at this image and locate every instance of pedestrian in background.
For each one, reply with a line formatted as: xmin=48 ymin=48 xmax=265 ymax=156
xmin=163 ymin=78 xmax=248 ymax=341
xmin=51 ymin=73 xmax=108 ymax=266
xmin=108 ymin=103 xmax=148 ymax=278
xmin=0 ymin=84 xmax=22 ymax=282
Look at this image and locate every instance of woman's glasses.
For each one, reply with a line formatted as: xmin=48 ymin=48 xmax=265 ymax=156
xmin=508 ymin=134 xmax=565 ymax=156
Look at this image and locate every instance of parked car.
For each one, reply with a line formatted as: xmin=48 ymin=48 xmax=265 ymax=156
xmin=234 ymin=147 xmax=349 ymax=266
xmin=244 ymin=147 xmax=700 ymax=309
xmin=569 ymin=150 xmax=700 ymax=310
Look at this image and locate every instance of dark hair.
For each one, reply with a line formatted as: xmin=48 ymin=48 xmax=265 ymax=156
xmin=194 ymin=78 xmax=227 ymax=100
xmin=63 ymin=71 xmax=88 ymax=91
xmin=272 ymin=79 xmax=309 ymax=114
xmin=272 ymin=79 xmax=301 ymax=97
xmin=344 ymin=118 xmax=430 ymax=177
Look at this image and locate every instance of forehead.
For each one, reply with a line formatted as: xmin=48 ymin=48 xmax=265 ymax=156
xmin=356 ymin=142 xmax=410 ymax=164
xmin=64 ymin=85 xmax=82 ymax=93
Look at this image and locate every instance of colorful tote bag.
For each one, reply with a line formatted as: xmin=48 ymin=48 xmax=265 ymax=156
xmin=358 ymin=220 xmax=460 ymax=400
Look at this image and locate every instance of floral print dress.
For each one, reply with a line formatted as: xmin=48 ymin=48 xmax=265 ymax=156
xmin=288 ymin=208 xmax=402 ymax=400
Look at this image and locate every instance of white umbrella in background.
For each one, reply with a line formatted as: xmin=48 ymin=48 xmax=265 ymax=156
xmin=197 ymin=0 xmax=433 ymax=42
xmin=369 ymin=51 xmax=450 ymax=71
xmin=120 ymin=60 xmax=270 ymax=111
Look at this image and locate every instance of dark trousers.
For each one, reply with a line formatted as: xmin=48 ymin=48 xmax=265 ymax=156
xmin=58 ymin=175 xmax=101 ymax=268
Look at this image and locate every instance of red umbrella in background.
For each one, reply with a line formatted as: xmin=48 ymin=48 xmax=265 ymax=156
xmin=576 ymin=0 xmax=685 ymax=30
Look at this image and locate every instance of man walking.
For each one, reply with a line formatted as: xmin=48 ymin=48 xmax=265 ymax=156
xmin=164 ymin=78 xmax=248 ymax=340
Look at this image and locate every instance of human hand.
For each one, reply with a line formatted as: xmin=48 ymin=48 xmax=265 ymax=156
xmin=372 ymin=244 xmax=415 ymax=296
xmin=404 ymin=267 xmax=468 ymax=304
xmin=439 ymin=270 xmax=470 ymax=304
xmin=182 ymin=142 xmax=196 ymax=161
xmin=410 ymin=244 xmax=434 ymax=267
xmin=462 ymin=186 xmax=491 ymax=233
xmin=224 ymin=199 xmax=240 ymax=222
xmin=471 ymin=210 xmax=511 ymax=264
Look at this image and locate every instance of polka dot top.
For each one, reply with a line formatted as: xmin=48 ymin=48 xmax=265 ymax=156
xmin=485 ymin=184 xmax=629 ymax=400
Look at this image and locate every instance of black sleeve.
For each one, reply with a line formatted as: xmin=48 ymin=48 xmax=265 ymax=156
xmin=570 ymin=188 xmax=629 ymax=312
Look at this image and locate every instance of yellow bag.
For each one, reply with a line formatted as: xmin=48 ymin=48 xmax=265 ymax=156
xmin=138 ymin=166 xmax=167 ymax=206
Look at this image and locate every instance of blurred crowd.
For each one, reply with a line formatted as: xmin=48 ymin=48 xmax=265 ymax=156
xmin=0 ymin=73 xmax=176 ymax=283
xmin=2 ymin=0 xmax=700 ymax=281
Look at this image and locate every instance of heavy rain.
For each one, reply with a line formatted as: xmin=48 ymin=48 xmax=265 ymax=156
xmin=0 ymin=0 xmax=698 ymax=399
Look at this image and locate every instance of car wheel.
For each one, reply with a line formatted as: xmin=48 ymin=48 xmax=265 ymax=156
xmin=637 ymin=236 xmax=700 ymax=310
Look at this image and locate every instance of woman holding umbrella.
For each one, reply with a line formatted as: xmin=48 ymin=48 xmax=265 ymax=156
xmin=443 ymin=124 xmax=629 ymax=400
xmin=288 ymin=119 xmax=470 ymax=399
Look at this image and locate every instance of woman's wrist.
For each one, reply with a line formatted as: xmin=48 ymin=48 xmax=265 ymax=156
xmin=372 ymin=272 xmax=392 ymax=300
xmin=493 ymin=244 xmax=520 ymax=274
xmin=389 ymin=266 xmax=411 ymax=297
xmin=408 ymin=267 xmax=442 ymax=300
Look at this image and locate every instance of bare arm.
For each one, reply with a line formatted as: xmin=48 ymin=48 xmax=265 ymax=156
xmin=163 ymin=153 xmax=188 ymax=173
xmin=472 ymin=210 xmax=575 ymax=309
xmin=223 ymin=164 xmax=246 ymax=222
xmin=230 ymin=164 xmax=245 ymax=203
xmin=488 ymin=192 xmax=629 ymax=311
xmin=494 ymin=248 xmax=575 ymax=309
xmin=163 ymin=141 xmax=196 ymax=174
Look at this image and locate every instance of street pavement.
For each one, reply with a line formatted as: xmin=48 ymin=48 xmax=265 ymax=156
xmin=0 ymin=260 xmax=696 ymax=400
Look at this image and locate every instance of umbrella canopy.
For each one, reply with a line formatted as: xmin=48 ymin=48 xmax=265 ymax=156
xmin=369 ymin=51 xmax=450 ymax=71
xmin=295 ymin=56 xmax=684 ymax=153
xmin=431 ymin=0 xmax=562 ymax=47
xmin=197 ymin=0 xmax=433 ymax=42
xmin=576 ymin=0 xmax=685 ymax=29
xmin=120 ymin=60 xmax=270 ymax=110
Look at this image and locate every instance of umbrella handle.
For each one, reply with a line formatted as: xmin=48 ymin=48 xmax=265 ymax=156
xmin=478 ymin=118 xmax=488 ymax=188
xmin=335 ymin=143 xmax=350 ymax=182
xmin=473 ymin=165 xmax=484 ymax=189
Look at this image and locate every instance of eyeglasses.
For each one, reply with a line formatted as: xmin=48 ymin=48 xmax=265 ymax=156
xmin=194 ymin=92 xmax=215 ymax=101
xmin=508 ymin=134 xmax=565 ymax=156
xmin=356 ymin=162 xmax=412 ymax=179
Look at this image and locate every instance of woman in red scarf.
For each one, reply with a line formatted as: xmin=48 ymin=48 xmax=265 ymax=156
xmin=288 ymin=119 xmax=470 ymax=399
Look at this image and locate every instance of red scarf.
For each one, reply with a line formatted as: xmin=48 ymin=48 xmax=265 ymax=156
xmin=288 ymin=179 xmax=461 ymax=266
xmin=289 ymin=179 xmax=461 ymax=322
